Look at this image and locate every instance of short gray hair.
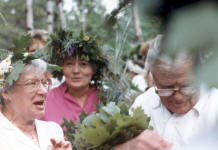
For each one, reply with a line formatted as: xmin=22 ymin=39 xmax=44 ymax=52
xmin=146 ymin=34 xmax=192 ymax=73
xmin=3 ymin=59 xmax=47 ymax=91
xmin=24 ymin=59 xmax=47 ymax=74
xmin=0 ymin=59 xmax=48 ymax=104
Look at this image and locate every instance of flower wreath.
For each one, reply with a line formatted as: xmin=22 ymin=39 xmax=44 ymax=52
xmin=47 ymin=29 xmax=108 ymax=87
xmin=0 ymin=34 xmax=58 ymax=89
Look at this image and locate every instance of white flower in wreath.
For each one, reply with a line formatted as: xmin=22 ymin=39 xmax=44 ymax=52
xmin=0 ymin=54 xmax=13 ymax=76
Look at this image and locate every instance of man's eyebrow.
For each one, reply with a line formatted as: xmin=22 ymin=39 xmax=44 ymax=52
xmin=157 ymin=80 xmax=174 ymax=87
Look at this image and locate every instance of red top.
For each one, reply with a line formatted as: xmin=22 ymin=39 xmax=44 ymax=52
xmin=40 ymin=82 xmax=99 ymax=125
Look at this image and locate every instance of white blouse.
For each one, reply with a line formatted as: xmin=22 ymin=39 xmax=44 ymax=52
xmin=0 ymin=112 xmax=64 ymax=150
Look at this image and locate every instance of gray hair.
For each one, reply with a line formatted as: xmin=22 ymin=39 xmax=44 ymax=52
xmin=145 ymin=34 xmax=192 ymax=73
xmin=24 ymin=59 xmax=47 ymax=74
xmin=0 ymin=59 xmax=47 ymax=104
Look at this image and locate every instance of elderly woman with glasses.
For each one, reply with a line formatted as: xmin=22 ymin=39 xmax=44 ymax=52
xmin=0 ymin=57 xmax=71 ymax=150
xmin=113 ymin=35 xmax=218 ymax=150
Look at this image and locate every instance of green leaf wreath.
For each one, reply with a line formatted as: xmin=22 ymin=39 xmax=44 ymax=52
xmin=1 ymin=34 xmax=60 ymax=87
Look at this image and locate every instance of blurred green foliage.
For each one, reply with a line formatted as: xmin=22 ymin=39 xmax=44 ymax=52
xmin=0 ymin=0 xmax=47 ymax=49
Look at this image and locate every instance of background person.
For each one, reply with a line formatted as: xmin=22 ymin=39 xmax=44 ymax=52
xmin=0 ymin=57 xmax=71 ymax=150
xmin=27 ymin=29 xmax=48 ymax=53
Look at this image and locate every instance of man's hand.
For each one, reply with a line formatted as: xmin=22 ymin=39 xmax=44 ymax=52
xmin=113 ymin=130 xmax=172 ymax=150
xmin=47 ymin=138 xmax=72 ymax=150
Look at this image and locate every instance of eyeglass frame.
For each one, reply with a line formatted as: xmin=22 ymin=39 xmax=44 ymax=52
xmin=15 ymin=79 xmax=51 ymax=91
xmin=154 ymin=86 xmax=197 ymax=97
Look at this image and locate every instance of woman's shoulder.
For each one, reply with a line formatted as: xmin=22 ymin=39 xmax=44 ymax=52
xmin=47 ymin=82 xmax=66 ymax=97
xmin=35 ymin=119 xmax=64 ymax=141
xmin=35 ymin=119 xmax=62 ymax=129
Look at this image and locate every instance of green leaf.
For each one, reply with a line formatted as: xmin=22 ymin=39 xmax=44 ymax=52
xmin=0 ymin=49 xmax=11 ymax=60
xmin=47 ymin=63 xmax=62 ymax=73
xmin=5 ymin=60 xmax=25 ymax=85
xmin=131 ymin=107 xmax=151 ymax=129
xmin=74 ymin=116 xmax=110 ymax=149
xmin=13 ymin=34 xmax=32 ymax=52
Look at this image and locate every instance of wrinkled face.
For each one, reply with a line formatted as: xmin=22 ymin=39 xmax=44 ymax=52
xmin=62 ymin=57 xmax=95 ymax=90
xmin=7 ymin=69 xmax=48 ymax=119
xmin=28 ymin=39 xmax=45 ymax=53
xmin=153 ymin=60 xmax=198 ymax=114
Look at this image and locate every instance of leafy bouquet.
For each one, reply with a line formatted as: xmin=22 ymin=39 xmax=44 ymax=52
xmin=63 ymin=102 xmax=152 ymax=150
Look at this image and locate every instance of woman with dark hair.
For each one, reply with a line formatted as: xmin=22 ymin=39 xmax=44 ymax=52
xmin=41 ymin=29 xmax=107 ymax=125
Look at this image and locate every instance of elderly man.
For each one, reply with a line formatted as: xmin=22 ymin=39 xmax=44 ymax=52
xmin=114 ymin=35 xmax=218 ymax=150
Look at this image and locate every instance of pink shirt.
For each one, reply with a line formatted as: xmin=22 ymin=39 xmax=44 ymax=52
xmin=40 ymin=82 xmax=99 ymax=125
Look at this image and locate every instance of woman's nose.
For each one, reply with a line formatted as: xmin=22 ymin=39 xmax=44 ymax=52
xmin=37 ymin=83 xmax=48 ymax=95
xmin=73 ymin=63 xmax=80 ymax=73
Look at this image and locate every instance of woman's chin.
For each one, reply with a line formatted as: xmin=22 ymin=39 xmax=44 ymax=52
xmin=33 ymin=109 xmax=45 ymax=119
xmin=68 ymin=83 xmax=85 ymax=90
xmin=35 ymin=112 xmax=45 ymax=119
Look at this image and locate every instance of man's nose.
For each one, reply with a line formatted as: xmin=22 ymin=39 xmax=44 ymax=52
xmin=173 ymin=91 xmax=184 ymax=102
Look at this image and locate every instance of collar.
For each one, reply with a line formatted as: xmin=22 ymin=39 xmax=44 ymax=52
xmin=61 ymin=81 xmax=97 ymax=104
xmin=193 ymin=85 xmax=213 ymax=116
xmin=148 ymin=87 xmax=162 ymax=109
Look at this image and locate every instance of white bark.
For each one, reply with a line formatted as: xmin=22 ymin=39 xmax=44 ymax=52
xmin=79 ymin=5 xmax=86 ymax=34
xmin=132 ymin=2 xmax=143 ymax=43
xmin=57 ymin=0 xmax=67 ymax=29
xmin=26 ymin=0 xmax=34 ymax=32
xmin=47 ymin=0 xmax=54 ymax=33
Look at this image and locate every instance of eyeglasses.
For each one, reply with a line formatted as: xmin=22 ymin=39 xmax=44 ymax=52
xmin=16 ymin=79 xmax=51 ymax=91
xmin=155 ymin=86 xmax=197 ymax=97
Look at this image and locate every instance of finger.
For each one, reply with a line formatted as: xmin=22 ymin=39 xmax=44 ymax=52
xmin=50 ymin=138 xmax=56 ymax=146
xmin=63 ymin=141 xmax=71 ymax=148
xmin=50 ymin=139 xmax=62 ymax=148
xmin=55 ymin=140 xmax=63 ymax=148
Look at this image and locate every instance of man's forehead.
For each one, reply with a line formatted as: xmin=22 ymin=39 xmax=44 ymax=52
xmin=153 ymin=61 xmax=192 ymax=85
xmin=157 ymin=74 xmax=192 ymax=86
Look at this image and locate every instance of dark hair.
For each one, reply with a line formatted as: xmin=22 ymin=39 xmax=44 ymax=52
xmin=48 ymin=29 xmax=108 ymax=87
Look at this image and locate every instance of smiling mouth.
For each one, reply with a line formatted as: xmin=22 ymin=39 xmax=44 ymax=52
xmin=71 ymin=78 xmax=82 ymax=81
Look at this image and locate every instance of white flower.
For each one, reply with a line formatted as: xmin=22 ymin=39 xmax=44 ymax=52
xmin=24 ymin=52 xmax=29 ymax=57
xmin=0 ymin=54 xmax=13 ymax=75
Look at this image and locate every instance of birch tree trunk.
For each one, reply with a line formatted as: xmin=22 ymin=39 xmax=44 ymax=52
xmin=47 ymin=0 xmax=54 ymax=33
xmin=132 ymin=2 xmax=143 ymax=43
xmin=26 ymin=0 xmax=34 ymax=32
xmin=57 ymin=0 xmax=66 ymax=29
xmin=78 ymin=0 xmax=86 ymax=34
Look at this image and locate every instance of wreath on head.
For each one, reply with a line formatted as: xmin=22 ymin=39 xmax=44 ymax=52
xmin=0 ymin=34 xmax=60 ymax=89
xmin=47 ymin=29 xmax=108 ymax=87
